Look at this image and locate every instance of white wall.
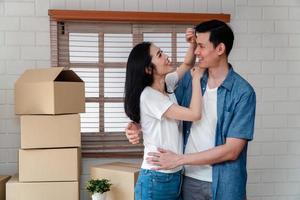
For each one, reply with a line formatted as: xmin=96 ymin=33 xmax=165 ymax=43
xmin=0 ymin=0 xmax=300 ymax=199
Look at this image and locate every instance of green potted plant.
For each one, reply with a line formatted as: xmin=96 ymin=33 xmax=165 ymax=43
xmin=86 ymin=178 xmax=112 ymax=200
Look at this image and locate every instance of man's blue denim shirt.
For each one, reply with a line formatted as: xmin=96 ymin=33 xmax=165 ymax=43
xmin=175 ymin=65 xmax=256 ymax=200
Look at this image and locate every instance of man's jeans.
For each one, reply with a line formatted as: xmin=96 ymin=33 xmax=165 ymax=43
xmin=182 ymin=176 xmax=212 ymax=200
xmin=135 ymin=169 xmax=182 ymax=200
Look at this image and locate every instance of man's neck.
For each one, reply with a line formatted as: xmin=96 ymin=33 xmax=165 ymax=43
xmin=207 ymin=60 xmax=229 ymax=89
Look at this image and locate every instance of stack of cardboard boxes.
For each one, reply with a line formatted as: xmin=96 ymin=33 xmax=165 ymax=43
xmin=6 ymin=67 xmax=85 ymax=200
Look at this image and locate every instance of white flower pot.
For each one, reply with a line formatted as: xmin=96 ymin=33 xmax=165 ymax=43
xmin=92 ymin=192 xmax=106 ymax=200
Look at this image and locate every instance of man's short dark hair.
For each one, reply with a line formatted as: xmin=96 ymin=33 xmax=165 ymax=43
xmin=195 ymin=19 xmax=234 ymax=56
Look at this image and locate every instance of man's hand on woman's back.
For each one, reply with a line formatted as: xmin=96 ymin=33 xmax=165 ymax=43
xmin=125 ymin=122 xmax=141 ymax=144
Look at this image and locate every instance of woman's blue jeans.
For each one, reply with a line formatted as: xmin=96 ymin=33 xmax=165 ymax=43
xmin=134 ymin=169 xmax=182 ymax=200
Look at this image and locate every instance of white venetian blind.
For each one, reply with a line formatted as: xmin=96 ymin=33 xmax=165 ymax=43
xmin=52 ymin=21 xmax=193 ymax=157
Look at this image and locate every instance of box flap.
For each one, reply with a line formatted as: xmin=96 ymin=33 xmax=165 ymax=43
xmin=0 ymin=175 xmax=11 ymax=182
xmin=16 ymin=67 xmax=64 ymax=83
xmin=54 ymin=70 xmax=83 ymax=82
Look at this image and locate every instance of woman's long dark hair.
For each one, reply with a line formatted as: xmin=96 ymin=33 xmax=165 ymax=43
xmin=124 ymin=42 xmax=154 ymax=123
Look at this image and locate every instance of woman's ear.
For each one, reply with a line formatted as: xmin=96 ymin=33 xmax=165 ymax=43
xmin=145 ymin=67 xmax=152 ymax=75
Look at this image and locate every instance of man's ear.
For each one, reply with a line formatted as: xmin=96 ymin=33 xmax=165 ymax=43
xmin=145 ymin=67 xmax=152 ymax=75
xmin=216 ymin=43 xmax=226 ymax=56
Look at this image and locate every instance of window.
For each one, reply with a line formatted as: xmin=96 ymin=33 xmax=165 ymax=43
xmin=49 ymin=10 xmax=230 ymax=157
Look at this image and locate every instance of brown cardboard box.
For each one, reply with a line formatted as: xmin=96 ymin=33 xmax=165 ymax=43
xmin=21 ymin=114 xmax=81 ymax=149
xmin=15 ymin=67 xmax=85 ymax=115
xmin=6 ymin=175 xmax=79 ymax=200
xmin=0 ymin=176 xmax=10 ymax=200
xmin=19 ymin=148 xmax=80 ymax=182
xmin=90 ymin=162 xmax=140 ymax=200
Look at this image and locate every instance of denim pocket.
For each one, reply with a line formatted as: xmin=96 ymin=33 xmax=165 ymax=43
xmin=136 ymin=170 xmax=181 ymax=200
xmin=153 ymin=172 xmax=174 ymax=183
xmin=151 ymin=172 xmax=181 ymax=200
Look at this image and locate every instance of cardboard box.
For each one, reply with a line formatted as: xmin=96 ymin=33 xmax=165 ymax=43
xmin=6 ymin=175 xmax=79 ymax=200
xmin=21 ymin=114 xmax=81 ymax=149
xmin=90 ymin=162 xmax=140 ymax=200
xmin=0 ymin=176 xmax=11 ymax=200
xmin=19 ymin=148 xmax=80 ymax=182
xmin=15 ymin=67 xmax=85 ymax=115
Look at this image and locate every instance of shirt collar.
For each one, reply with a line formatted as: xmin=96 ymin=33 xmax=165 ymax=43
xmin=221 ymin=64 xmax=235 ymax=91
xmin=201 ymin=63 xmax=235 ymax=91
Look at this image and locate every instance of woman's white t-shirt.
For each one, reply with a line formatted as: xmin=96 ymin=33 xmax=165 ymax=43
xmin=140 ymin=72 xmax=183 ymax=173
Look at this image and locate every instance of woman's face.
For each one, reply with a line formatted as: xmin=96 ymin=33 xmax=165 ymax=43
xmin=149 ymin=44 xmax=175 ymax=76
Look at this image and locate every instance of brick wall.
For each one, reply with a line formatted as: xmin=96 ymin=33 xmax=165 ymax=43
xmin=0 ymin=0 xmax=299 ymax=199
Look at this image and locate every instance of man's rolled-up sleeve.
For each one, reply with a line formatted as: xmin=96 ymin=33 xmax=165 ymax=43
xmin=227 ymin=91 xmax=256 ymax=141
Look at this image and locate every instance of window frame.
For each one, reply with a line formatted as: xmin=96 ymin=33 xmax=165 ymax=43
xmin=48 ymin=10 xmax=230 ymax=158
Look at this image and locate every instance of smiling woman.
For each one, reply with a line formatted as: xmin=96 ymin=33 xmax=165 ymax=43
xmin=48 ymin=10 xmax=230 ymax=158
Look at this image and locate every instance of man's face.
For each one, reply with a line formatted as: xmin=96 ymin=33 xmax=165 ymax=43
xmin=194 ymin=32 xmax=219 ymax=69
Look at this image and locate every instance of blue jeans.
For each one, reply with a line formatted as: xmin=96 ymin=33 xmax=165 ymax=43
xmin=135 ymin=169 xmax=182 ymax=200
